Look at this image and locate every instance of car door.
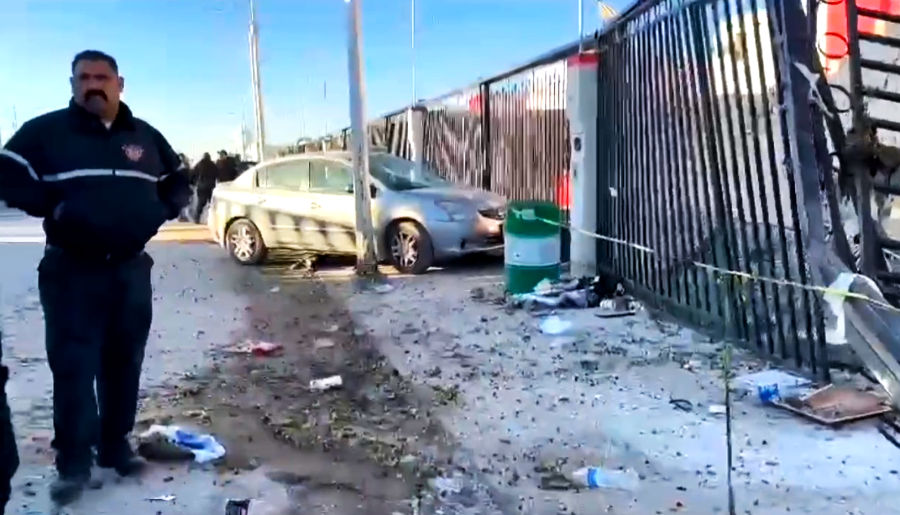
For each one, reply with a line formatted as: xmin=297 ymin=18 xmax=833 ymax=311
xmin=306 ymin=159 xmax=357 ymax=253
xmin=255 ymin=159 xmax=313 ymax=248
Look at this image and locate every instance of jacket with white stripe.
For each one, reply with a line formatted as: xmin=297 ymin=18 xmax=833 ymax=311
xmin=0 ymin=100 xmax=191 ymax=257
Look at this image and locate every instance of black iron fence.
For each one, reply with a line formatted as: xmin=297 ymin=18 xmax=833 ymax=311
xmin=591 ymin=0 xmax=836 ymax=378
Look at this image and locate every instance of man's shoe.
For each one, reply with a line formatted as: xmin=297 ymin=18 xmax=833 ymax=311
xmin=49 ymin=474 xmax=89 ymax=506
xmin=97 ymin=450 xmax=148 ymax=477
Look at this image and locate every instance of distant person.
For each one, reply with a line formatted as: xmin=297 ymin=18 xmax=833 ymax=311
xmin=216 ymin=150 xmax=239 ymax=183
xmin=178 ymin=153 xmax=193 ymax=184
xmin=190 ymin=152 xmax=219 ymax=223
xmin=0 ymin=49 xmax=191 ymax=506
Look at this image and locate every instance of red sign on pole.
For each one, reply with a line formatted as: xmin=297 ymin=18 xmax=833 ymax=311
xmin=820 ymin=0 xmax=900 ymax=76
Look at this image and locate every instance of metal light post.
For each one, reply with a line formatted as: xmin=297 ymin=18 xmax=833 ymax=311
xmin=411 ymin=0 xmax=417 ymax=102
xmin=248 ymin=0 xmax=267 ymax=162
xmin=578 ymin=0 xmax=584 ymax=52
xmin=345 ymin=0 xmax=378 ymax=275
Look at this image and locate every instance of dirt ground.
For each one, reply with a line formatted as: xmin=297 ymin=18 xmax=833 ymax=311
xmin=1 ymin=234 xmax=495 ymax=514
xmin=323 ymin=259 xmax=900 ymax=515
xmin=135 ymin=256 xmax=476 ymax=515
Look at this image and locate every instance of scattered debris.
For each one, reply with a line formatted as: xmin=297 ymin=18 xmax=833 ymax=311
xmin=138 ymin=425 xmax=226 ymax=463
xmin=568 ymin=466 xmax=639 ymax=491
xmin=773 ymin=384 xmax=891 ymax=426
xmin=309 ymin=375 xmax=343 ymax=391
xmin=314 ymin=337 xmax=336 ymax=349
xmin=734 ymin=369 xmax=812 ymax=402
xmin=373 ymin=283 xmax=395 ymax=294
xmin=510 ymin=275 xmax=625 ymax=311
xmin=595 ymin=296 xmax=640 ymax=317
xmin=539 ymin=471 xmax=574 ymax=491
xmin=539 ymin=316 xmax=573 ymax=335
xmin=249 ymin=341 xmax=283 ymax=356
xmin=146 ymin=495 xmax=176 ymax=502
xmin=430 ymin=475 xmax=463 ymax=495
xmin=682 ymin=359 xmax=702 ymax=372
xmin=137 ymin=430 xmax=196 ymax=462
xmin=669 ymin=398 xmax=694 ymax=412
xmin=227 ymin=340 xmax=284 ymax=356
xmin=708 ymin=404 xmax=727 ymax=415
xmin=469 ymin=284 xmax=506 ymax=305
xmin=225 ymin=499 xmax=252 ymax=515
xmin=758 ymin=384 xmax=782 ymax=404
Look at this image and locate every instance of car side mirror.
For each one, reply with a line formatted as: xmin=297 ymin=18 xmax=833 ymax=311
xmin=369 ymin=184 xmax=378 ymax=198
xmin=345 ymin=184 xmax=354 ymax=194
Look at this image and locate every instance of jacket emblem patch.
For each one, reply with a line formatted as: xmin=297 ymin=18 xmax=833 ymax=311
xmin=122 ymin=144 xmax=144 ymax=162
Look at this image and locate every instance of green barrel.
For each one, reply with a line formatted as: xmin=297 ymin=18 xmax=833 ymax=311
xmin=504 ymin=201 xmax=562 ymax=294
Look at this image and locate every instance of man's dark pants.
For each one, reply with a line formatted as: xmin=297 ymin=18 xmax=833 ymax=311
xmin=0 ymin=357 xmax=19 ymax=513
xmin=190 ymin=187 xmax=213 ymax=224
xmin=38 ymin=246 xmax=153 ymax=478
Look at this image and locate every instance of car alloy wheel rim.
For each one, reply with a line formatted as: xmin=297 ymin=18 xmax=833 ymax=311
xmin=391 ymin=231 xmax=418 ymax=269
xmin=230 ymin=226 xmax=256 ymax=261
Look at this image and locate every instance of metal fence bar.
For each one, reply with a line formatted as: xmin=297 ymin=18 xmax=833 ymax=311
xmin=652 ymin=5 xmax=680 ymax=305
xmin=710 ymin=1 xmax=756 ymax=344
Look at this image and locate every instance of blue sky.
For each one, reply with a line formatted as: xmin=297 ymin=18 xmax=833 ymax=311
xmin=0 ymin=0 xmax=618 ymax=157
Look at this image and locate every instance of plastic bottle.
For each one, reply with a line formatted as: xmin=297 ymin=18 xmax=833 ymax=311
xmin=569 ymin=467 xmax=639 ymax=491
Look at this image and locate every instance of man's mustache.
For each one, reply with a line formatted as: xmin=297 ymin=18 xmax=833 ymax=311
xmin=84 ymin=90 xmax=108 ymax=102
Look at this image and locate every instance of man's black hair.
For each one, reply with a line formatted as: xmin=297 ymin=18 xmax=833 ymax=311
xmin=71 ymin=50 xmax=119 ymax=74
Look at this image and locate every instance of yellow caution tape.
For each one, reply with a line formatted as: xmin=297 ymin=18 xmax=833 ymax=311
xmin=509 ymin=208 xmax=900 ymax=314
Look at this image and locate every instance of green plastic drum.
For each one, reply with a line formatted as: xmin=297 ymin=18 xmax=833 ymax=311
xmin=504 ymin=201 xmax=562 ymax=294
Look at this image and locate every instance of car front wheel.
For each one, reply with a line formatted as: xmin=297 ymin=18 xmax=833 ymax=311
xmin=389 ymin=221 xmax=434 ymax=275
xmin=226 ymin=219 xmax=267 ymax=265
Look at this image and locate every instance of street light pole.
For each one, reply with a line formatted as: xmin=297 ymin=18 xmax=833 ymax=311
xmin=411 ymin=0 xmax=417 ymax=103
xmin=249 ymin=0 xmax=267 ymax=162
xmin=346 ymin=0 xmax=378 ymax=275
xmin=577 ymin=0 xmax=584 ymax=53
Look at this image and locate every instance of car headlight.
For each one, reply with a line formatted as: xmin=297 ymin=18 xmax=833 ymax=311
xmin=434 ymin=200 xmax=469 ymax=222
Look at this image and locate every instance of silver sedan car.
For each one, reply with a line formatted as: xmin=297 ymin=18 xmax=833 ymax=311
xmin=207 ymin=152 xmax=506 ymax=274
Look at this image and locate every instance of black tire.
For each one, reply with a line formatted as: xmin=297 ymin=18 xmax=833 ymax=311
xmin=388 ymin=221 xmax=434 ymax=275
xmin=225 ymin=218 xmax=267 ymax=265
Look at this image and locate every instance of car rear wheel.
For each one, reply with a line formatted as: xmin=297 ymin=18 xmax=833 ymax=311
xmin=389 ymin=221 xmax=434 ymax=275
xmin=226 ymin=219 xmax=267 ymax=265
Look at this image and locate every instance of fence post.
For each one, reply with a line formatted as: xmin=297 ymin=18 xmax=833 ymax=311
xmin=406 ymin=107 xmax=425 ymax=177
xmin=770 ymin=0 xmax=830 ymax=377
xmin=480 ymin=82 xmax=493 ymax=191
xmin=687 ymin=5 xmax=738 ymax=334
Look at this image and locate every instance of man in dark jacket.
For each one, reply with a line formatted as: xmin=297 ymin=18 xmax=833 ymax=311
xmin=189 ymin=152 xmax=219 ymax=223
xmin=0 ymin=339 xmax=17 ymax=515
xmin=178 ymin=153 xmax=193 ymax=183
xmin=0 ymin=50 xmax=191 ymax=506
xmin=215 ymin=150 xmax=239 ymax=183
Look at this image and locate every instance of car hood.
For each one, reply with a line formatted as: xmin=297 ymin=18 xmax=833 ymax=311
xmin=407 ymin=186 xmax=505 ymax=209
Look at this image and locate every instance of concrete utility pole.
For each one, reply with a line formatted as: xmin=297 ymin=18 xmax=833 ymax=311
xmin=345 ymin=0 xmax=378 ymax=275
xmin=249 ymin=0 xmax=267 ymax=162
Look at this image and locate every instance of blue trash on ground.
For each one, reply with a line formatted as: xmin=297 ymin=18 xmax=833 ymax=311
xmin=139 ymin=424 xmax=226 ymax=463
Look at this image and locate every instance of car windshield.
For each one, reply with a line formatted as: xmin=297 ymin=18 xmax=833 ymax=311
xmin=368 ymin=154 xmax=448 ymax=191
